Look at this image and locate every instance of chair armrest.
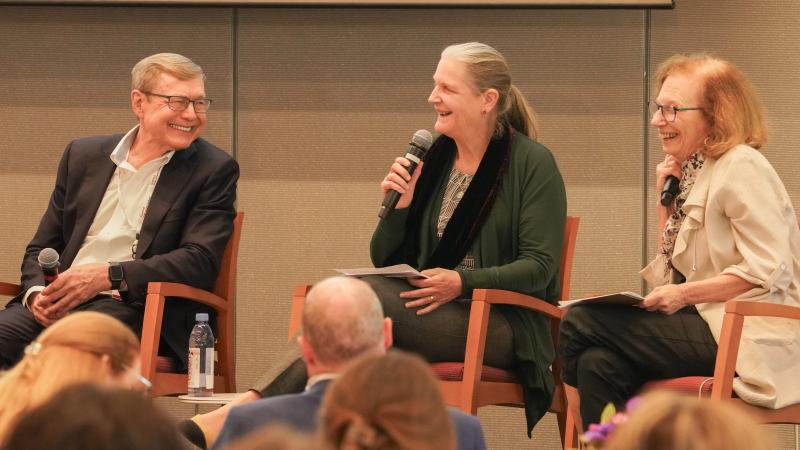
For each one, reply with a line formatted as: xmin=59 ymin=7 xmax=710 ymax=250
xmin=461 ymin=288 xmax=564 ymax=394
xmin=725 ymin=300 xmax=800 ymax=320
xmin=141 ymin=282 xmax=227 ymax=382
xmin=473 ymin=288 xmax=563 ymax=320
xmin=147 ymin=282 xmax=227 ymax=312
xmin=710 ymin=300 xmax=800 ymax=401
xmin=0 ymin=282 xmax=20 ymax=297
xmin=288 ymin=285 xmax=313 ymax=341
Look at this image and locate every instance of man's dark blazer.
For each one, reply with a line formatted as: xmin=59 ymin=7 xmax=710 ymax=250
xmin=13 ymin=133 xmax=239 ymax=364
xmin=211 ymin=380 xmax=487 ymax=450
xmin=212 ymin=379 xmax=332 ymax=449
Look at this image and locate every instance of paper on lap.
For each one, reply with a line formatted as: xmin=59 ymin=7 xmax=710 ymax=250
xmin=558 ymin=291 xmax=644 ymax=309
xmin=334 ymin=264 xmax=429 ymax=279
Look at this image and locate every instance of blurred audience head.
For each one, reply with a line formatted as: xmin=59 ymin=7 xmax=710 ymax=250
xmin=219 ymin=424 xmax=325 ymax=450
xmin=0 ymin=311 xmax=141 ymax=440
xmin=299 ymin=277 xmax=391 ymax=372
xmin=605 ymin=391 xmax=773 ymax=450
xmin=654 ymin=53 xmax=767 ymax=157
xmin=1 ymin=383 xmax=187 ymax=450
xmin=319 ymin=351 xmax=455 ymax=450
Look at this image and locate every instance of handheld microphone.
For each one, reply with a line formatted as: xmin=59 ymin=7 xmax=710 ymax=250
xmin=660 ymin=175 xmax=681 ymax=206
xmin=378 ymin=129 xmax=433 ymax=219
xmin=37 ymin=248 xmax=60 ymax=286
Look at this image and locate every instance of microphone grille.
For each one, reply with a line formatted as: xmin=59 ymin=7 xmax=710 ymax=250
xmin=38 ymin=248 xmax=60 ymax=268
xmin=411 ymin=129 xmax=433 ymax=150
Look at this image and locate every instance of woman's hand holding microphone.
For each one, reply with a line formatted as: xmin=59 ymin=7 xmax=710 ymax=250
xmin=656 ymin=156 xmax=683 ymax=207
xmin=380 ymin=158 xmax=424 ymax=210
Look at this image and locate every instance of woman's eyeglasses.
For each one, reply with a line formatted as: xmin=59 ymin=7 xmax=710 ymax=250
xmin=649 ymin=101 xmax=702 ymax=122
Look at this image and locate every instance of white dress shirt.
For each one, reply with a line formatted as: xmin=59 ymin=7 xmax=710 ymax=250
xmin=24 ymin=125 xmax=174 ymax=307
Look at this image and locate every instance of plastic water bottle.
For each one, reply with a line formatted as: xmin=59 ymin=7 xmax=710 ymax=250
xmin=188 ymin=313 xmax=214 ymax=397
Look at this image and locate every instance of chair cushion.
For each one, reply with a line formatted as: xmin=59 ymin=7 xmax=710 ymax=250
xmin=156 ymin=356 xmax=179 ymax=373
xmin=431 ymin=362 xmax=519 ymax=383
xmin=643 ymin=376 xmax=715 ymax=397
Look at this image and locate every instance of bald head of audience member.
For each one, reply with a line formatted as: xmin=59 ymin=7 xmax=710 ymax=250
xmin=298 ymin=277 xmax=392 ymax=376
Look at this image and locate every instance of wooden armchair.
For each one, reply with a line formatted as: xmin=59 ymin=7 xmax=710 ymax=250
xmin=0 ymin=282 xmax=20 ymax=301
xmin=644 ymin=299 xmax=800 ymax=424
xmin=430 ymin=216 xmax=580 ymax=448
xmin=287 ymin=216 xmax=581 ymax=448
xmin=140 ymin=212 xmax=243 ymax=397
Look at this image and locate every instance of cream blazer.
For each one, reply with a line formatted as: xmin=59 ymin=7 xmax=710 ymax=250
xmin=641 ymin=144 xmax=800 ymax=409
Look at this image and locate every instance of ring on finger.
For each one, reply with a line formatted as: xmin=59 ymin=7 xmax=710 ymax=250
xmin=430 ymin=295 xmax=435 ymax=302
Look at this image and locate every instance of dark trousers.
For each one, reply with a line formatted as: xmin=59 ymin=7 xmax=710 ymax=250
xmin=557 ymin=304 xmax=717 ymax=428
xmin=253 ymin=275 xmax=517 ymax=396
xmin=0 ymin=298 xmax=144 ymax=368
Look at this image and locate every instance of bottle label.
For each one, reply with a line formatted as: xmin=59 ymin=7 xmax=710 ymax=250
xmin=188 ymin=347 xmax=215 ymax=390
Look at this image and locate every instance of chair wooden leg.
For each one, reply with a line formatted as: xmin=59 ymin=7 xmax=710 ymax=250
xmin=563 ymin=406 xmax=578 ymax=450
xmin=453 ymin=385 xmax=479 ymax=415
xmin=555 ymin=409 xmax=567 ymax=446
xmin=564 ymin=385 xmax=583 ymax=433
xmin=563 ymin=383 xmax=583 ymax=449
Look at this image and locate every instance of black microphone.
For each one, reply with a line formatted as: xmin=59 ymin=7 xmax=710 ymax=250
xmin=660 ymin=175 xmax=681 ymax=206
xmin=38 ymin=248 xmax=60 ymax=286
xmin=378 ymin=130 xmax=433 ymax=219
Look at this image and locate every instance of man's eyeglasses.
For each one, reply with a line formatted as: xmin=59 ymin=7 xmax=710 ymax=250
xmin=649 ymin=101 xmax=702 ymax=122
xmin=141 ymin=91 xmax=212 ymax=113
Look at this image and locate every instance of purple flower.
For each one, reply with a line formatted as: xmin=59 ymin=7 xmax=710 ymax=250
xmin=580 ymin=397 xmax=642 ymax=448
xmin=583 ymin=430 xmax=606 ymax=442
xmin=625 ymin=396 xmax=642 ymax=412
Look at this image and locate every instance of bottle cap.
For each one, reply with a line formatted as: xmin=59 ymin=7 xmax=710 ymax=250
xmin=196 ymin=313 xmax=209 ymax=322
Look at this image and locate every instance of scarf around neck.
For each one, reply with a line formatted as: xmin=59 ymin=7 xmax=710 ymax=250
xmin=399 ymin=127 xmax=514 ymax=270
xmin=659 ymin=151 xmax=706 ymax=279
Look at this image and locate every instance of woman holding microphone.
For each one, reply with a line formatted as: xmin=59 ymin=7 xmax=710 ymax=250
xmin=558 ymin=53 xmax=800 ymax=429
xmin=185 ymin=42 xmax=567 ymax=444
xmin=368 ymin=41 xmax=567 ymax=434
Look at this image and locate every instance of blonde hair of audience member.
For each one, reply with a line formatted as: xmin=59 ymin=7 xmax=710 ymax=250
xmin=654 ymin=53 xmax=767 ymax=157
xmin=220 ymin=424 xmax=326 ymax=450
xmin=441 ymin=42 xmax=539 ymax=138
xmin=0 ymin=312 xmax=140 ymax=442
xmin=605 ymin=392 xmax=773 ymax=450
xmin=300 ymin=276 xmax=388 ymax=368
xmin=131 ymin=52 xmax=205 ymax=92
xmin=320 ymin=351 xmax=455 ymax=450
xmin=2 ymin=384 xmax=187 ymax=450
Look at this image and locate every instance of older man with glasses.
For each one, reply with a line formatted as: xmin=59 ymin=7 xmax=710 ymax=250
xmin=0 ymin=53 xmax=239 ymax=372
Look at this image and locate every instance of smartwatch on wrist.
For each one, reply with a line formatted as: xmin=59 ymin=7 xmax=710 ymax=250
xmin=108 ymin=262 xmax=124 ymax=290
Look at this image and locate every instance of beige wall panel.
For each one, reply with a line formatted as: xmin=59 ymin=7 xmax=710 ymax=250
xmin=236 ymin=8 xmax=643 ymax=449
xmin=651 ymin=2 xmax=799 ymax=449
xmin=0 ymin=174 xmax=54 ymax=287
xmin=0 ymin=6 xmax=233 ymax=295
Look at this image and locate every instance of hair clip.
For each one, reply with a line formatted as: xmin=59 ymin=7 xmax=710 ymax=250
xmin=24 ymin=341 xmax=42 ymax=356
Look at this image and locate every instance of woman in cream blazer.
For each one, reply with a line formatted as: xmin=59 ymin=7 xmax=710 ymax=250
xmin=558 ymin=53 xmax=800 ymax=429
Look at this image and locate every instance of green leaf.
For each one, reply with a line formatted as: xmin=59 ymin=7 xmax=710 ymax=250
xmin=600 ymin=402 xmax=617 ymax=424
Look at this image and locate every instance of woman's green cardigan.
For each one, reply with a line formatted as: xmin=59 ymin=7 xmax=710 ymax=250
xmin=371 ymin=132 xmax=567 ymax=435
